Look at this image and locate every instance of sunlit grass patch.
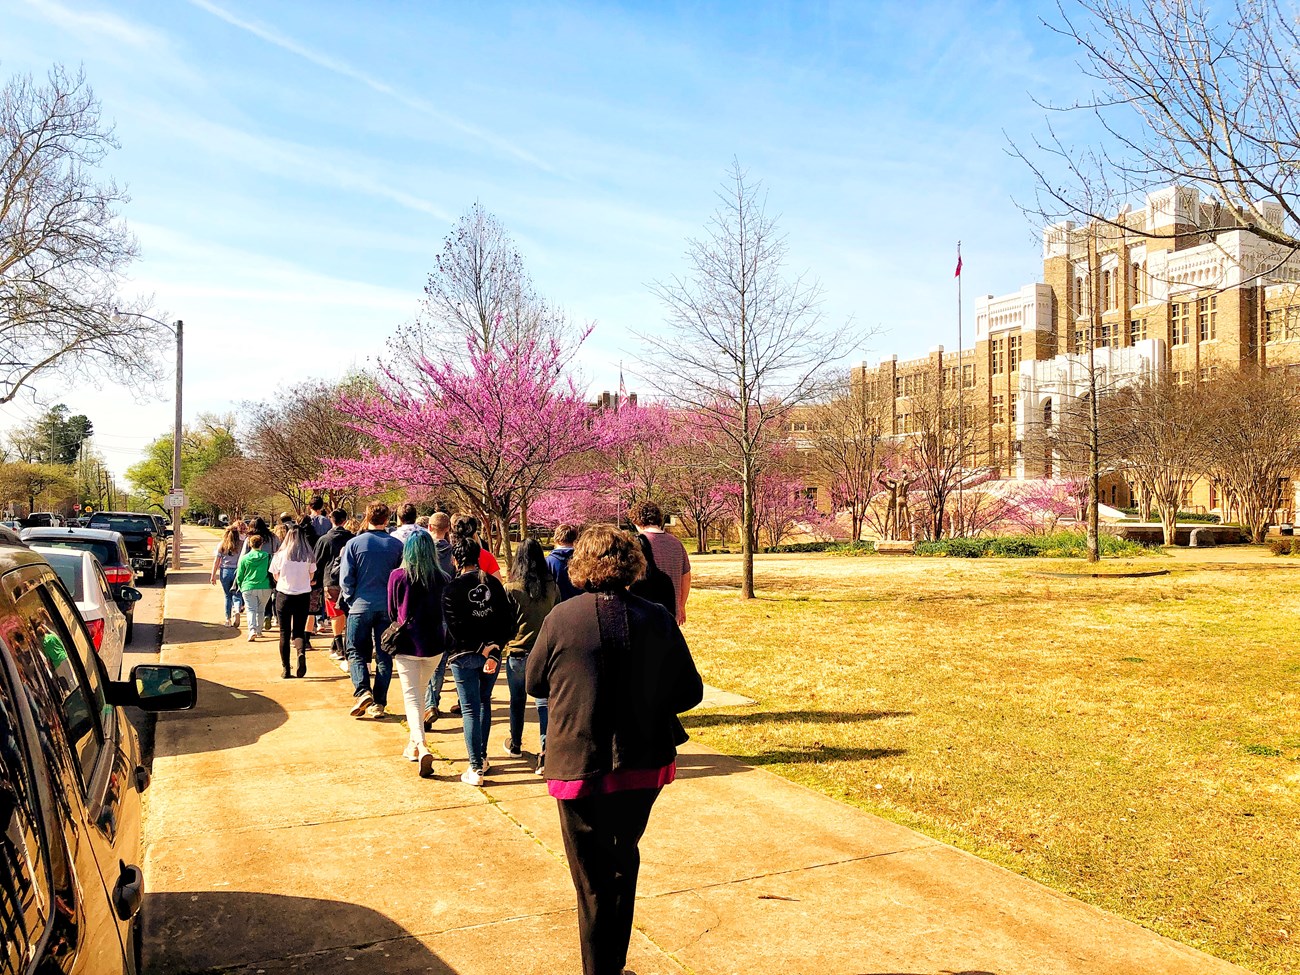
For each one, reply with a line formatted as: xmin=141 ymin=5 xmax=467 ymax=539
xmin=682 ymin=552 xmax=1300 ymax=975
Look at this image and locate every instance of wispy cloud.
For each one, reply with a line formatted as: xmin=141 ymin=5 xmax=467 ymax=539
xmin=17 ymin=0 xmax=168 ymax=50
xmin=185 ymin=0 xmax=556 ymax=174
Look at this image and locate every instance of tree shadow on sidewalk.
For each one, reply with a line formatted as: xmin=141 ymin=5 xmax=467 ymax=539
xmin=675 ymin=745 xmax=907 ymax=780
xmin=144 ymin=891 xmax=458 ymax=974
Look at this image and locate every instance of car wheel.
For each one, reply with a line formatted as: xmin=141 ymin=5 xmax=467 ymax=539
xmin=143 ymin=568 xmax=156 ymax=584
xmin=130 ymin=910 xmax=143 ymax=974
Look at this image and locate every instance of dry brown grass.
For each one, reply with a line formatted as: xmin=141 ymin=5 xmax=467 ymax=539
xmin=681 ymin=551 xmax=1300 ymax=975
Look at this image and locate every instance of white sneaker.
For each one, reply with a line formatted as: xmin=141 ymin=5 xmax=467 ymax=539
xmin=460 ymin=768 xmax=484 ymax=787
xmin=367 ymin=704 xmax=386 ymax=719
xmin=402 ymin=742 xmax=419 ymax=762
xmin=419 ymin=750 xmax=435 ymax=778
xmin=247 ymin=633 xmax=256 ymax=642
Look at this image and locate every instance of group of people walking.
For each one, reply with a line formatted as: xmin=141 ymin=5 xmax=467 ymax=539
xmin=210 ymin=497 xmax=701 ymax=975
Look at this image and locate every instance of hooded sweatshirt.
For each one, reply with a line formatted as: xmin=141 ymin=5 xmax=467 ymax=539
xmin=546 ymin=546 xmax=580 ymax=602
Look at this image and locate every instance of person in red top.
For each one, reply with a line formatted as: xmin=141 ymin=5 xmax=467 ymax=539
xmin=451 ymin=514 xmax=501 ymax=579
xmin=527 ymin=524 xmax=702 ymax=975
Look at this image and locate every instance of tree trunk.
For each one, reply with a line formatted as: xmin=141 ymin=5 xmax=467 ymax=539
xmin=1086 ymin=227 xmax=1101 ymax=564
xmin=696 ymin=518 xmax=708 ymax=555
xmin=741 ymin=457 xmax=756 ymax=599
xmin=1160 ymin=503 xmax=1177 ymax=546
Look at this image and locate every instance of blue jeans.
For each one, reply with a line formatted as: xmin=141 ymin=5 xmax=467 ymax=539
xmin=505 ymin=655 xmax=547 ymax=753
xmin=218 ymin=566 xmax=243 ymax=619
xmin=347 ymin=609 xmax=392 ymax=706
xmin=450 ymin=655 xmax=500 ymax=772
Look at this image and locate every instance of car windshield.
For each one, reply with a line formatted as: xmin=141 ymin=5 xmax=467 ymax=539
xmin=34 ymin=539 xmax=119 ymax=566
xmin=40 ymin=553 xmax=85 ymax=601
xmin=88 ymin=516 xmax=152 ymax=534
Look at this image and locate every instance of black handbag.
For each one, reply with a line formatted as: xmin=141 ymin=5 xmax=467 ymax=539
xmin=380 ymin=617 xmax=411 ymax=655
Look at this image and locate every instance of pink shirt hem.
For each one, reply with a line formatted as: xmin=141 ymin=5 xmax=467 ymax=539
xmin=547 ymin=762 xmax=677 ymax=800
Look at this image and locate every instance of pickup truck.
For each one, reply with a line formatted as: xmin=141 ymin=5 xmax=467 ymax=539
xmin=86 ymin=511 xmax=171 ymax=583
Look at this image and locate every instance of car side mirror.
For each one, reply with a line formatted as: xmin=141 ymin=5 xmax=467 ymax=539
xmin=164 ymin=528 xmax=174 ymax=537
xmin=108 ymin=664 xmax=197 ymax=712
xmin=119 ymin=587 xmax=143 ymax=602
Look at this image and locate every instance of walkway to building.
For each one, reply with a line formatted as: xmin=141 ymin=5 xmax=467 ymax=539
xmin=140 ymin=529 xmax=1253 ymax=974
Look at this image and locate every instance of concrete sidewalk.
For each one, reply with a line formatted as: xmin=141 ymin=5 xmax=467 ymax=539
xmin=141 ymin=530 xmax=1251 ymax=974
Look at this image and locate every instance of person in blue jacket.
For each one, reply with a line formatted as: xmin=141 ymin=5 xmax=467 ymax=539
xmin=340 ymin=501 xmax=404 ymax=719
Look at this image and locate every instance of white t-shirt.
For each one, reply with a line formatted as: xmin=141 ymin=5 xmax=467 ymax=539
xmin=270 ymin=550 xmax=313 ymax=595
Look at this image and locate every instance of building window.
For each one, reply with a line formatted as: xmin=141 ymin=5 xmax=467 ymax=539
xmin=1174 ymin=370 xmax=1190 ymax=386
xmin=1008 ymin=334 xmax=1022 ymax=371
xmin=1198 ymin=295 xmax=1217 ymax=342
xmin=990 ymin=338 xmax=1005 ymax=376
xmin=1074 ymin=276 xmax=1084 ymax=316
xmin=1101 ymin=269 xmax=1110 ymax=311
xmin=1266 ymin=306 xmax=1300 ymax=342
xmin=991 ymin=394 xmax=1005 ymax=425
xmin=992 ymin=441 xmax=1006 ymax=465
xmin=1172 ymin=301 xmax=1191 ymax=345
xmin=1198 ymin=364 xmax=1219 ymax=383
xmin=1099 ymin=323 xmax=1120 ymax=348
xmin=894 ymin=376 xmax=903 ymax=398
xmin=1130 ymin=318 xmax=1148 ymax=344
xmin=1131 ymin=262 xmax=1141 ymax=304
xmin=1073 ymin=328 xmax=1085 ymax=350
xmin=962 ymin=364 xmax=975 ymax=388
xmin=1009 ymin=394 xmax=1019 ymax=425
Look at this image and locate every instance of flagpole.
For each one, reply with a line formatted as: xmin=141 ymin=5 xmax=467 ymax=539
xmin=956 ymin=241 xmax=964 ymax=538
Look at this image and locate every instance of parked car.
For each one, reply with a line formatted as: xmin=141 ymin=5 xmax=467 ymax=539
xmin=18 ymin=527 xmax=138 ymax=641
xmin=30 ymin=546 xmax=137 ymax=680
xmin=85 ymin=512 xmax=169 ymax=584
xmin=17 ymin=512 xmax=63 ymax=529
xmin=0 ymin=538 xmax=196 ymax=972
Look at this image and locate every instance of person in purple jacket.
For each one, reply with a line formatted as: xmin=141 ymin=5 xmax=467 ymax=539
xmin=387 ymin=531 xmax=446 ymax=778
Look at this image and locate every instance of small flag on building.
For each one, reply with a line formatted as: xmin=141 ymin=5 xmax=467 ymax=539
xmin=954 ymin=245 xmax=962 ymax=278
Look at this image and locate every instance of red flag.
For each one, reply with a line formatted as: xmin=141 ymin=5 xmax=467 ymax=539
xmin=954 ymin=254 xmax=962 ymax=277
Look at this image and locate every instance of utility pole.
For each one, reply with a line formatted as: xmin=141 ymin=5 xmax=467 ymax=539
xmin=171 ymin=319 xmax=183 ymax=570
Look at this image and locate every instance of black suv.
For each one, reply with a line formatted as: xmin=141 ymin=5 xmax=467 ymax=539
xmin=0 ymin=541 xmax=196 ymax=972
xmin=85 ymin=512 xmax=170 ymax=584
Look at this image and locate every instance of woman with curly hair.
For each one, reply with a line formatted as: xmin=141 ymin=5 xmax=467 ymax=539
xmin=442 ymin=533 xmax=514 ymax=786
xmin=526 ymin=524 xmax=703 ymax=975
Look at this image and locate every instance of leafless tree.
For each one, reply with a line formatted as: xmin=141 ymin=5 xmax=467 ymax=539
xmin=900 ymin=383 xmax=986 ymax=541
xmin=1 ymin=65 xmax=165 ymax=404
xmin=397 ymin=202 xmax=579 ymax=362
xmin=189 ymin=457 xmax=274 ymax=520
xmin=642 ymin=161 xmax=856 ymax=597
xmin=1200 ymin=367 xmax=1300 ymax=541
xmin=807 ymin=371 xmax=892 ymax=543
xmin=1015 ymin=0 xmax=1300 ymax=268
xmin=1110 ymin=375 xmax=1207 ymax=544
xmin=243 ymin=379 xmax=368 ymax=509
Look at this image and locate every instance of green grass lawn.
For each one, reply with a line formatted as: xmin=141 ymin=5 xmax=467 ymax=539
xmin=681 ymin=550 xmax=1300 ymax=975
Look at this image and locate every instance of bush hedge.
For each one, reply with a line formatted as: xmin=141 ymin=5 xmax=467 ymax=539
xmin=1267 ymin=537 xmax=1300 ymax=556
xmin=1116 ymin=507 xmax=1221 ymax=524
xmin=914 ymin=531 xmax=1150 ymax=559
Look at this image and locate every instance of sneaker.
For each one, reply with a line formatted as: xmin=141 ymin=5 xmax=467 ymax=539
xmin=534 ymin=764 xmax=545 ymax=776
xmin=367 ymin=703 xmax=386 ymax=719
xmin=419 ymin=750 xmax=435 ymax=778
xmin=481 ymin=757 xmax=491 ymax=774
xmin=247 ymin=633 xmax=256 ymax=642
xmin=423 ymin=706 xmax=438 ymax=731
xmin=349 ymin=693 xmax=373 ymax=717
xmin=329 ymin=648 xmax=346 ymax=661
xmin=449 ymin=702 xmax=462 ymax=716
xmin=295 ymin=653 xmax=306 ymax=678
xmin=505 ymin=741 xmax=523 ymax=759
xmin=402 ymin=742 xmax=419 ymax=762
xmin=460 ymin=768 xmax=484 ymax=787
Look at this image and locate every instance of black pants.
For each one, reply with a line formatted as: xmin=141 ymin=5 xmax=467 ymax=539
xmin=275 ymin=591 xmax=310 ymax=668
xmin=556 ymin=788 xmax=661 ymax=975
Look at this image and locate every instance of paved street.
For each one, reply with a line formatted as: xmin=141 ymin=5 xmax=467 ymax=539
xmin=139 ymin=529 xmax=1254 ymax=975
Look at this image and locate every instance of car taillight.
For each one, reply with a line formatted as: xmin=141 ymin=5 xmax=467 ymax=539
xmin=105 ymin=566 xmax=133 ymax=585
xmin=86 ymin=618 xmax=105 ymax=651
xmin=146 ymin=536 xmax=154 ymax=551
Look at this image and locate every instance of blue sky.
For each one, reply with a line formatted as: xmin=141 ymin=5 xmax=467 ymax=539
xmin=0 ymin=0 xmax=1090 ymax=477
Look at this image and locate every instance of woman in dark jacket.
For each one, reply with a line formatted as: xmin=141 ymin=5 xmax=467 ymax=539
xmin=504 ymin=538 xmax=558 ymax=767
xmin=443 ymin=536 xmax=515 ymax=787
xmin=629 ymin=532 xmax=676 ymax=618
xmin=388 ymin=532 xmax=446 ymax=778
xmin=526 ymin=524 xmax=703 ymax=975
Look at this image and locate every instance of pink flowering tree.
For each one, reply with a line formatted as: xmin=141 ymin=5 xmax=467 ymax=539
xmin=1002 ymin=479 xmax=1085 ymax=535
xmin=319 ymin=336 xmax=610 ymax=563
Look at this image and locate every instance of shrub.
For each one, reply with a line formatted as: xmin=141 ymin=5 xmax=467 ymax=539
xmin=914 ymin=532 xmax=1150 ymax=559
xmin=762 ymin=541 xmax=834 ymax=554
xmin=1268 ymin=538 xmax=1294 ymax=556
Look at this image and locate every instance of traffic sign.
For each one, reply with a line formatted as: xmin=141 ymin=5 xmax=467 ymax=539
xmin=165 ymin=490 xmax=186 ymax=509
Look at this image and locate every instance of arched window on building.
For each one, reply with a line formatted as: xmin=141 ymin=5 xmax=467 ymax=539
xmin=1043 ymin=398 xmax=1053 ymax=428
xmin=1100 ymin=270 xmax=1109 ymax=311
xmin=1075 ymin=276 xmax=1084 ymax=316
xmin=1131 ymin=262 xmax=1141 ymax=304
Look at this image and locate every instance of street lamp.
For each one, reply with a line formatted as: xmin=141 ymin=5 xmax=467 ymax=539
xmin=115 ymin=311 xmax=184 ymax=570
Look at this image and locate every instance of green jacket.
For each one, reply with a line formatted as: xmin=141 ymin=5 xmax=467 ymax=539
xmin=505 ymin=579 xmax=557 ymax=657
xmin=235 ymin=549 xmax=272 ymax=592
